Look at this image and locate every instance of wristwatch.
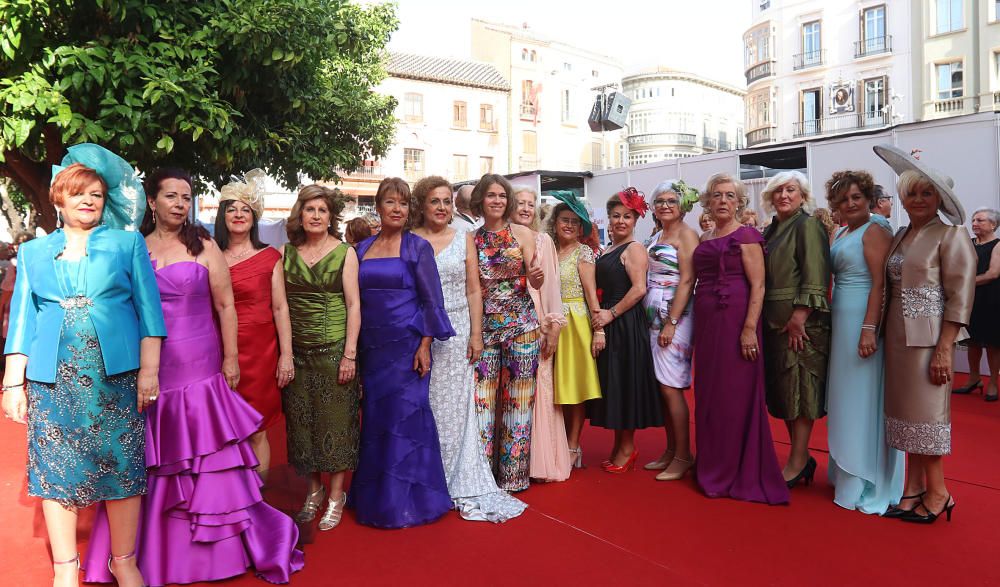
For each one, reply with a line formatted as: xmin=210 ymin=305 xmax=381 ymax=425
xmin=668 ymin=317 xmax=679 ymax=326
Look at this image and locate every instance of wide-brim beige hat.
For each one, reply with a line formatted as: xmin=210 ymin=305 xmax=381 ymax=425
xmin=873 ymin=144 xmax=965 ymax=225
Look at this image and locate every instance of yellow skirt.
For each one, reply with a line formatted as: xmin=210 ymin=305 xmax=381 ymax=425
xmin=554 ymin=299 xmax=602 ymax=405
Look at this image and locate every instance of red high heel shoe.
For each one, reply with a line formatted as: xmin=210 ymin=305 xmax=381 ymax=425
xmin=604 ymin=451 xmax=638 ymax=474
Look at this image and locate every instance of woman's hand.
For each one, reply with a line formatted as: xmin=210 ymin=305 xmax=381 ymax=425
xmin=781 ymin=313 xmax=810 ymax=352
xmin=527 ymin=251 xmax=544 ymax=289
xmin=467 ymin=334 xmax=484 ymax=365
xmin=591 ymin=308 xmax=614 ymax=330
xmin=337 ymin=356 xmax=356 ymax=385
xmin=222 ymin=356 xmax=240 ymax=390
xmin=137 ymin=367 xmax=159 ymax=414
xmin=658 ymin=323 xmax=676 ymax=348
xmin=858 ymin=329 xmax=878 ymax=359
xmin=2 ymin=385 xmax=27 ymax=423
xmin=413 ymin=341 xmax=432 ymax=378
xmin=929 ymin=346 xmax=954 ymax=385
xmin=740 ymin=326 xmax=759 ymax=362
xmin=591 ymin=332 xmax=606 ymax=358
xmin=276 ymin=353 xmax=295 ymax=388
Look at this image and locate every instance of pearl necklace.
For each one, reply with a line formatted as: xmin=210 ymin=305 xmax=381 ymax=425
xmin=227 ymin=245 xmax=253 ymax=261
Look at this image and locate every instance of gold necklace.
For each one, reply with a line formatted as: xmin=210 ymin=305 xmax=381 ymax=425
xmin=303 ymin=235 xmax=331 ymax=265
xmin=227 ymin=245 xmax=253 ymax=261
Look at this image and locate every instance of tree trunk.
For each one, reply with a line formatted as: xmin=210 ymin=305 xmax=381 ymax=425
xmin=1 ymin=149 xmax=57 ymax=232
xmin=0 ymin=179 xmax=27 ymax=237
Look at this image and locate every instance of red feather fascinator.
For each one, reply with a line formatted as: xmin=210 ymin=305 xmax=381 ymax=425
xmin=618 ymin=187 xmax=649 ymax=218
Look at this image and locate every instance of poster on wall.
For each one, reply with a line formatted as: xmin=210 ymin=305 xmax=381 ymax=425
xmin=829 ymin=82 xmax=855 ymax=114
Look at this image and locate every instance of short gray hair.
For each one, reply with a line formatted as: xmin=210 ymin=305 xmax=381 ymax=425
xmin=699 ymin=173 xmax=749 ymax=215
xmin=972 ymin=207 xmax=1000 ymax=229
xmin=761 ymin=170 xmax=813 ymax=215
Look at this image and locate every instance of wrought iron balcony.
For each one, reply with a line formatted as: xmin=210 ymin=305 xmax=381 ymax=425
xmin=792 ymin=111 xmax=888 ymax=138
xmin=745 ymin=60 xmax=775 ymax=85
xmin=627 ymin=132 xmax=697 ymax=146
xmin=854 ymin=35 xmax=892 ymax=58
xmin=746 ymin=127 xmax=774 ymax=147
xmin=793 ymin=49 xmax=825 ymax=70
xmin=702 ymin=136 xmax=718 ymax=150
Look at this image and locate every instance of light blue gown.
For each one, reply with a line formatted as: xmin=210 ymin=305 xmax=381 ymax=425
xmin=826 ymin=218 xmax=904 ymax=514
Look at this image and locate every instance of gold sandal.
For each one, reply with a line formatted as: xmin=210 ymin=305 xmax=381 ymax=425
xmin=295 ymin=486 xmax=326 ymax=523
xmin=318 ymin=493 xmax=347 ymax=531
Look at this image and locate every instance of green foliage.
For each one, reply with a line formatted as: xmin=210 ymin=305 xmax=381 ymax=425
xmin=0 ymin=0 xmax=399 ymax=190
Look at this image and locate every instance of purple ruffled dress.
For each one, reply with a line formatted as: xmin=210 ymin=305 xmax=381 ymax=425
xmin=85 ymin=261 xmax=303 ymax=585
xmin=692 ymin=227 xmax=789 ymax=505
xmin=349 ymin=232 xmax=456 ymax=528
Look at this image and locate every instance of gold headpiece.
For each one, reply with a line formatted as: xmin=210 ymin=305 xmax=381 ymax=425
xmin=219 ymin=169 xmax=267 ymax=218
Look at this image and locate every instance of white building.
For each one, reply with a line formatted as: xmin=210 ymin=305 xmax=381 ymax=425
xmin=376 ymin=52 xmax=510 ymax=184
xmin=743 ymin=0 xmax=914 ymax=147
xmin=622 ymin=68 xmax=745 ymax=166
xmin=470 ymin=19 xmax=625 ymax=172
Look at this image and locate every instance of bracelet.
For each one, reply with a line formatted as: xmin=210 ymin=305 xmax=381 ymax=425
xmin=610 ymin=307 xmax=618 ymax=318
xmin=342 ymin=355 xmax=357 ymax=361
xmin=2 ymin=383 xmax=24 ymax=391
xmin=594 ymin=330 xmax=606 ymax=336
xmin=860 ymin=324 xmax=877 ymax=331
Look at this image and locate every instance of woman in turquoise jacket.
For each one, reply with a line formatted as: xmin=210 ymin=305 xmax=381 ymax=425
xmin=1 ymin=144 xmax=165 ymax=587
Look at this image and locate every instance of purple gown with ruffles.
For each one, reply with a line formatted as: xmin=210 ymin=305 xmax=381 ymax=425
xmin=349 ymin=232 xmax=456 ymax=528
xmin=85 ymin=261 xmax=304 ymax=585
xmin=692 ymin=227 xmax=789 ymax=505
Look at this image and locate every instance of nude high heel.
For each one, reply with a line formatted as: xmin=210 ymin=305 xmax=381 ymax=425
xmin=318 ymin=493 xmax=347 ymax=531
xmin=296 ymin=486 xmax=326 ymax=523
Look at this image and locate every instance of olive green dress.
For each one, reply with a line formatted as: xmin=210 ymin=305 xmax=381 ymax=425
xmin=282 ymin=243 xmax=360 ymax=475
xmin=761 ymin=208 xmax=832 ymax=420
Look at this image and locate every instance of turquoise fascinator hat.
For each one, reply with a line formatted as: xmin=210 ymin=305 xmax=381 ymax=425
xmin=51 ymin=143 xmax=147 ymax=231
xmin=548 ymin=190 xmax=593 ymax=236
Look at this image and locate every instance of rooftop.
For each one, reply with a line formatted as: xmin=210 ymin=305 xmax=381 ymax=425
xmin=622 ymin=67 xmax=746 ymax=96
xmin=386 ymin=52 xmax=510 ymax=92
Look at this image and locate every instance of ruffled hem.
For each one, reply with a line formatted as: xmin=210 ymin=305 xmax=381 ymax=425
xmin=793 ymin=291 xmax=831 ymax=312
xmin=454 ymin=491 xmax=527 ymax=523
xmin=407 ymin=303 xmax=456 ymax=340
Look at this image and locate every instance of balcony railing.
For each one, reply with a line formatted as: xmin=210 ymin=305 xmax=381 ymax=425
xmin=933 ymin=97 xmax=966 ymax=114
xmin=745 ymin=60 xmax=775 ymax=85
xmin=994 ymin=92 xmax=1000 ymax=109
xmin=792 ymin=49 xmax=826 ymax=70
xmin=702 ymin=136 xmax=718 ymax=150
xmin=719 ymin=140 xmax=732 ymax=151
xmin=792 ymin=111 xmax=888 ymax=138
xmin=334 ymin=165 xmax=384 ymax=178
xmin=627 ymin=132 xmax=697 ymax=146
xmin=746 ymin=127 xmax=774 ymax=146
xmin=854 ymin=35 xmax=892 ymax=58
xmin=519 ymin=103 xmax=537 ymax=120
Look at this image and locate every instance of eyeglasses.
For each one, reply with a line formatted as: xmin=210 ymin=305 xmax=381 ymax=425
xmin=653 ymin=198 xmax=679 ymax=208
xmin=877 ymin=196 xmax=892 ymax=202
xmin=557 ymin=217 xmax=582 ymax=226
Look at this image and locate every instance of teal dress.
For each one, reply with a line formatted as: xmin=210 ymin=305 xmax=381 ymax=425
xmin=27 ymin=258 xmax=147 ymax=508
xmin=826 ymin=219 xmax=904 ymax=514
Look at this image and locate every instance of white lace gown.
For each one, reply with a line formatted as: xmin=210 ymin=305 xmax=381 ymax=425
xmin=429 ymin=232 xmax=527 ymax=522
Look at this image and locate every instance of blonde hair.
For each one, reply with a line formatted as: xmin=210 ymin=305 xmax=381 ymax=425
xmin=761 ymin=170 xmax=813 ymax=215
xmin=510 ymin=186 xmax=541 ymax=231
xmin=699 ymin=173 xmax=749 ymax=215
xmin=896 ymin=169 xmax=937 ymax=200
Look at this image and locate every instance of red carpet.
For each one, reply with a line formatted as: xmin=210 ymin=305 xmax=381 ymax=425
xmin=2 ymin=377 xmax=999 ymax=586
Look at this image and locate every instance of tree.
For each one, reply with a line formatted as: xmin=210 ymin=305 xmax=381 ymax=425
xmin=0 ymin=177 xmax=36 ymax=236
xmin=0 ymin=0 xmax=399 ymax=231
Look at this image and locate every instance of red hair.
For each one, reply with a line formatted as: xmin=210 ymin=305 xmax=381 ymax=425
xmin=50 ymin=163 xmax=107 ymax=207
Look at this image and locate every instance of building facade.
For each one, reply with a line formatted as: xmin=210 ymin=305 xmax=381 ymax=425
xmin=622 ymin=68 xmax=745 ymax=166
xmin=743 ymin=0 xmax=914 ymax=147
xmin=470 ymin=19 xmax=625 ymax=173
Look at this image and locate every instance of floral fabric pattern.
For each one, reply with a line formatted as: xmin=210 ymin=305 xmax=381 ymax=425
xmin=475 ymin=225 xmax=538 ymax=345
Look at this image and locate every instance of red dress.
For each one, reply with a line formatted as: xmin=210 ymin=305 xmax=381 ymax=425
xmin=230 ymin=247 xmax=282 ymax=430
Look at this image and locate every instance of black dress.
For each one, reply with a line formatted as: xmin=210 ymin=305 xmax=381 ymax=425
xmin=587 ymin=243 xmax=663 ymax=430
xmin=967 ymin=239 xmax=1000 ymax=347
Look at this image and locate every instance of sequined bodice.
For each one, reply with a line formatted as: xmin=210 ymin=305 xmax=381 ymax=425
xmin=558 ymin=244 xmax=593 ymax=300
xmin=435 ymin=232 xmax=470 ymax=328
xmin=887 ymin=252 xmax=904 ymax=294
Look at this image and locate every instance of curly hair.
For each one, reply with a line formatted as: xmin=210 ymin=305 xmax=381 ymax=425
xmin=699 ymin=173 xmax=749 ymax=215
xmin=825 ymin=170 xmax=876 ymax=209
xmin=411 ymin=175 xmax=452 ymax=228
xmin=286 ymin=184 xmax=351 ymax=245
xmin=813 ymin=207 xmax=837 ymax=237
xmin=511 ymin=187 xmax=541 ymax=231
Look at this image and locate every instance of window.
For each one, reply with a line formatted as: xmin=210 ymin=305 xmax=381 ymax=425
xmin=479 ymin=156 xmax=493 ymax=175
xmin=592 ymin=69 xmax=599 ymax=78
xmin=744 ymin=25 xmax=771 ymax=68
xmin=563 ymin=62 xmax=572 ymax=72
xmin=479 ymin=104 xmax=494 ymax=131
xmin=561 ymin=89 xmax=571 ymax=123
xmin=864 ymin=77 xmax=887 ymax=126
xmin=452 ymin=101 xmax=467 ymax=128
xmin=521 ymin=48 xmax=529 ymax=61
xmin=996 ymin=0 xmax=1000 ymax=21
xmin=591 ymin=142 xmax=602 ymax=169
xmin=736 ymin=128 xmax=744 ymax=149
xmin=936 ymin=61 xmax=963 ymax=99
xmin=452 ymin=155 xmax=468 ymax=179
xmin=403 ymin=93 xmax=423 ymax=122
xmin=801 ymin=88 xmax=821 ymax=135
xmin=403 ymin=148 xmax=424 ymax=180
xmin=861 ymin=5 xmax=887 ymax=53
xmin=801 ymin=21 xmax=821 ymax=65
xmin=522 ymin=131 xmax=537 ymax=155
xmin=530 ymin=49 xmax=537 ymax=62
xmin=935 ymin=0 xmax=963 ymax=34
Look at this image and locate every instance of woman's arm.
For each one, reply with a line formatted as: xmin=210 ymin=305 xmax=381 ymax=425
xmin=592 ymin=242 xmax=648 ymax=330
xmin=784 ymin=218 xmax=832 ymax=351
xmin=1 ymin=354 xmax=28 ymax=423
xmin=660 ymin=229 xmax=698 ymax=347
xmin=577 ymin=247 xmax=604 ymax=357
xmin=511 ymin=224 xmax=543 ymax=289
xmin=465 ymin=231 xmax=484 ymax=364
xmin=339 ymin=246 xmax=361 ymax=385
xmin=740 ymin=242 xmax=765 ymax=361
xmin=931 ymin=229 xmax=978 ymax=384
xmin=536 ymin=234 xmax=565 ymax=358
xmin=204 ymin=239 xmax=240 ymax=389
xmin=975 ymin=241 xmax=1000 ymax=286
xmin=858 ymin=224 xmax=891 ymax=358
xmin=270 ymin=259 xmax=295 ymax=388
xmin=136 ymin=336 xmax=161 ymax=413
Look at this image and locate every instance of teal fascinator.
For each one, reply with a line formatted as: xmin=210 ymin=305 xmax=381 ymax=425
xmin=548 ymin=190 xmax=593 ymax=236
xmin=52 ymin=143 xmax=146 ymax=231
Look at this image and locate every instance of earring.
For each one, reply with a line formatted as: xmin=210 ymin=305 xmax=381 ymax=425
xmin=56 ymin=209 xmax=64 ymax=228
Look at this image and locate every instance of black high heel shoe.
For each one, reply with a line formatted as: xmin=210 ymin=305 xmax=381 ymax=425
xmin=883 ymin=492 xmax=926 ymax=518
xmin=900 ymin=495 xmax=955 ymax=524
xmin=952 ymin=380 xmax=983 ymax=394
xmin=785 ymin=456 xmax=817 ymax=488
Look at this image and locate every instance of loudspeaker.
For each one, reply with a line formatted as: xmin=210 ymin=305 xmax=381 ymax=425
xmin=587 ymin=96 xmax=605 ymax=132
xmin=602 ymin=92 xmax=631 ymax=131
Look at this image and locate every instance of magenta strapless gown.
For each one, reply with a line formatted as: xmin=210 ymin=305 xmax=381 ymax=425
xmin=84 ymin=262 xmax=304 ymax=585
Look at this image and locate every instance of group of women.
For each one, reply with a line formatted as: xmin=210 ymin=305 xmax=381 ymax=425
xmin=0 ymin=141 xmax=982 ymax=587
